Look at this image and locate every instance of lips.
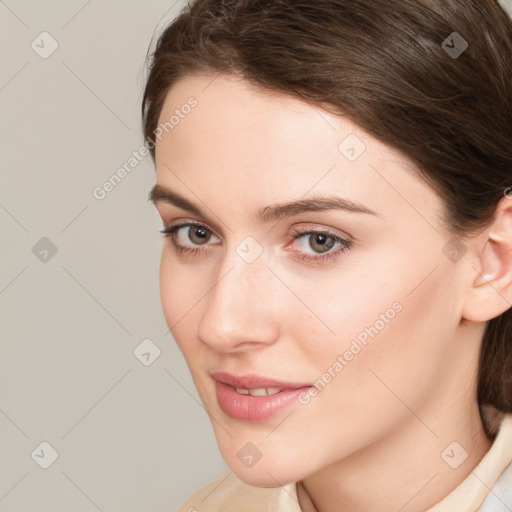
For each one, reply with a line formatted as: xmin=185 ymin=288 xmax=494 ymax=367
xmin=211 ymin=372 xmax=311 ymax=390
xmin=211 ymin=371 xmax=312 ymax=421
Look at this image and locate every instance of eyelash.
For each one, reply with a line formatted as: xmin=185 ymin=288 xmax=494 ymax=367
xmin=159 ymin=222 xmax=352 ymax=264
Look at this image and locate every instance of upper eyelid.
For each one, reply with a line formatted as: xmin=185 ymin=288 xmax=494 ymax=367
xmin=156 ymin=203 xmax=228 ymax=236
xmin=166 ymin=219 xmax=352 ymax=239
xmin=167 ymin=219 xmax=221 ymax=237
xmin=170 ymin=220 xmax=355 ymax=240
xmin=291 ymin=223 xmax=353 ymax=240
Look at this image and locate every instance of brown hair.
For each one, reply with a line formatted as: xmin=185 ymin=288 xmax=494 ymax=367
xmin=141 ymin=0 xmax=512 ymax=433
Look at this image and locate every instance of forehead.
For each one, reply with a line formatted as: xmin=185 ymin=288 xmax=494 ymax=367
xmin=154 ymin=73 xmax=442 ymax=228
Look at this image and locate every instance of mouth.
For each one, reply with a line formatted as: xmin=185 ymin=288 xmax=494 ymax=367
xmin=211 ymin=371 xmax=312 ymax=422
xmin=232 ymin=386 xmax=287 ymax=396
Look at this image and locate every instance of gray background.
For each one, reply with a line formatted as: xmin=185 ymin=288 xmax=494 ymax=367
xmin=0 ymin=1 xmax=227 ymax=511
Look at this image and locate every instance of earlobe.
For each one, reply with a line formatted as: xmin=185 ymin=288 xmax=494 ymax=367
xmin=461 ymin=199 xmax=512 ymax=322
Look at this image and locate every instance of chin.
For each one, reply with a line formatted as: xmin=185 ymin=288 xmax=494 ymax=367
xmin=221 ymin=449 xmax=304 ymax=488
xmin=230 ymin=465 xmax=289 ymax=488
xmin=213 ymin=427 xmax=315 ymax=487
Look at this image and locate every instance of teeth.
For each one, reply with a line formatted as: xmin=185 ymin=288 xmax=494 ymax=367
xmin=248 ymin=388 xmax=267 ymax=396
xmin=234 ymin=387 xmax=283 ymax=396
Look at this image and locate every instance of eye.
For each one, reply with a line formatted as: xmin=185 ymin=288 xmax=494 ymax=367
xmin=288 ymin=227 xmax=352 ymax=264
xmin=159 ymin=221 xmax=352 ymax=264
xmin=160 ymin=222 xmax=220 ymax=254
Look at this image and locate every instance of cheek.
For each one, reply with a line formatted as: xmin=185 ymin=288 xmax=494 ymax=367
xmin=325 ymin=275 xmax=455 ymax=415
xmin=275 ymin=248 xmax=405 ymax=355
xmin=289 ymin=241 xmax=458 ymax=397
xmin=159 ymin=248 xmax=203 ymax=348
xmin=159 ymin=252 xmax=213 ymax=400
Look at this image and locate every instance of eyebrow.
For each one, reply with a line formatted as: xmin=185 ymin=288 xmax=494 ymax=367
xmin=148 ymin=184 xmax=379 ymax=222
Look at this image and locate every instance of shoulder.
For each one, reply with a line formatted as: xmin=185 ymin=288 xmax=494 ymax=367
xmin=478 ymin=459 xmax=512 ymax=511
xmin=176 ymin=471 xmax=300 ymax=512
xmin=477 ymin=412 xmax=512 ymax=511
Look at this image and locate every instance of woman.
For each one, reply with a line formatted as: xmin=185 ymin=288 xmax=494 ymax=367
xmin=142 ymin=0 xmax=512 ymax=510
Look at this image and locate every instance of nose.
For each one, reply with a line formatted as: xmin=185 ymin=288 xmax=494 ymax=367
xmin=197 ymin=249 xmax=281 ymax=353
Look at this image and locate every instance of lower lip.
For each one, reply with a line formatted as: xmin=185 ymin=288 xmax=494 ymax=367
xmin=215 ymin=381 xmax=311 ymax=421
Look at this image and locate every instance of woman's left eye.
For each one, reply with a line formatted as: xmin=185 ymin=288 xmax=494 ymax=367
xmin=288 ymin=229 xmax=352 ymax=264
xmin=160 ymin=222 xmax=352 ymax=264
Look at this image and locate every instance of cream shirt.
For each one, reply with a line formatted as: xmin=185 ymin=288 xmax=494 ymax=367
xmin=177 ymin=412 xmax=512 ymax=511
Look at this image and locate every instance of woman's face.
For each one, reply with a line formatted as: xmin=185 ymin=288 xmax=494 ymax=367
xmin=152 ymin=73 xmax=474 ymax=486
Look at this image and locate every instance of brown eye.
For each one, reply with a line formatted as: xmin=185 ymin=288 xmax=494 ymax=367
xmin=188 ymin=226 xmax=211 ymax=245
xmin=308 ymin=233 xmax=336 ymax=253
xmin=160 ymin=222 xmax=221 ymax=253
xmin=288 ymin=227 xmax=352 ymax=265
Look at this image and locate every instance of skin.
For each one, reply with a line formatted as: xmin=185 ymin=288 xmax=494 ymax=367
xmin=150 ymin=73 xmax=512 ymax=512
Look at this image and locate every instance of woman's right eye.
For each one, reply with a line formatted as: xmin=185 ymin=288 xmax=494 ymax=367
xmin=160 ymin=223 xmax=221 ymax=254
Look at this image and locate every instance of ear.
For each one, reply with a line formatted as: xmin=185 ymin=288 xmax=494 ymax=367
xmin=461 ymin=196 xmax=512 ymax=322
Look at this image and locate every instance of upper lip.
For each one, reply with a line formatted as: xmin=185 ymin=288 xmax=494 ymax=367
xmin=211 ymin=371 xmax=311 ymax=390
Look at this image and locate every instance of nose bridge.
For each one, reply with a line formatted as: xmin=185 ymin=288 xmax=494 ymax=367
xmin=197 ymin=244 xmax=279 ymax=350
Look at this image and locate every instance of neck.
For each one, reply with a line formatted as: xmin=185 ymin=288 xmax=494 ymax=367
xmin=298 ymin=323 xmax=494 ymax=512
